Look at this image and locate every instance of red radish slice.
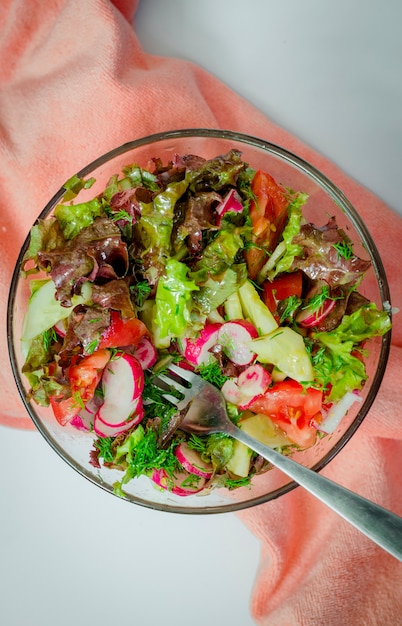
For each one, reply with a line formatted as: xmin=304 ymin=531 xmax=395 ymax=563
xmin=70 ymin=415 xmax=89 ymax=432
xmin=222 ymin=364 xmax=271 ymax=409
xmin=237 ymin=364 xmax=272 ymax=396
xmin=151 ymin=468 xmax=206 ymax=496
xmin=98 ymin=353 xmax=144 ymax=426
xmin=221 ymin=379 xmax=242 ymax=405
xmin=133 ymin=336 xmax=157 ymax=369
xmin=184 ymin=323 xmax=222 ymax=366
xmin=296 ymin=298 xmax=336 ymax=328
xmin=215 ymin=189 xmax=244 ymax=225
xmin=54 ymin=319 xmax=66 ymax=337
xmin=93 ymin=411 xmax=140 ymax=438
xmin=70 ymin=395 xmax=102 ymax=432
xmin=175 ymin=442 xmax=213 ymax=478
xmin=217 ymin=320 xmax=258 ymax=365
xmin=221 ymin=379 xmax=258 ymax=410
xmin=97 ymin=396 xmax=144 ymax=429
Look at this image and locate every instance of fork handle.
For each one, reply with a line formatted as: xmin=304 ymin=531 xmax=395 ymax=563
xmin=229 ymin=425 xmax=402 ymax=561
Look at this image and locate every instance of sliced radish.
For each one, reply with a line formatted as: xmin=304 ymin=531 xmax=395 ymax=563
xmin=133 ymin=336 xmax=157 ymax=369
xmin=93 ymin=411 xmax=141 ymax=438
xmin=70 ymin=395 xmax=101 ymax=432
xmin=184 ymin=323 xmax=222 ymax=366
xmin=175 ymin=442 xmax=213 ymax=478
xmin=222 ymin=364 xmax=271 ymax=409
xmin=151 ymin=468 xmax=206 ymax=496
xmin=215 ymin=189 xmax=244 ymax=225
xmin=54 ymin=319 xmax=66 ymax=338
xmin=217 ymin=320 xmax=258 ymax=365
xmin=296 ymin=298 xmax=336 ymax=328
xmin=97 ymin=396 xmax=144 ymax=429
xmin=98 ymin=352 xmax=144 ymax=426
xmin=237 ymin=364 xmax=272 ymax=396
xmin=221 ymin=378 xmax=242 ymax=405
xmin=221 ymin=379 xmax=260 ymax=410
xmin=70 ymin=415 xmax=89 ymax=432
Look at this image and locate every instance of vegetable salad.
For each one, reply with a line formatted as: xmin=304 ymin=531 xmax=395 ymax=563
xmin=20 ymin=150 xmax=391 ymax=496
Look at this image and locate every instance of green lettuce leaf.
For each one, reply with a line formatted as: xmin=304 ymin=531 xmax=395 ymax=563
xmin=262 ymin=193 xmax=307 ymax=281
xmin=190 ymin=149 xmax=247 ymax=192
xmin=312 ymin=303 xmax=391 ymax=401
xmin=154 ymin=258 xmax=199 ymax=345
xmin=193 ymin=223 xmax=245 ymax=277
xmin=61 ymin=174 xmax=96 ymax=202
xmin=138 ymin=177 xmax=190 ymax=283
xmin=55 ymin=198 xmax=103 ymax=239
xmin=103 ymin=164 xmax=160 ymax=202
xmin=21 ymin=218 xmax=65 ymax=275
xmin=192 ymin=264 xmax=247 ymax=315
xmin=321 ymin=302 xmax=392 ymax=343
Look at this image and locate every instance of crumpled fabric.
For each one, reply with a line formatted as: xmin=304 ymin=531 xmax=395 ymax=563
xmin=1 ymin=1 xmax=401 ymax=622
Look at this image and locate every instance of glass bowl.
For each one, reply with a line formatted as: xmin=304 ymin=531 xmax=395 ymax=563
xmin=7 ymin=129 xmax=392 ymax=514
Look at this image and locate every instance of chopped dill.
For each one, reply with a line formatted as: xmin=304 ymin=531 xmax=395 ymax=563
xmin=118 ymin=427 xmax=180 ymax=483
xmin=112 ymin=209 xmax=132 ymax=222
xmin=304 ymin=285 xmax=343 ymax=316
xmin=142 ymin=370 xmax=180 ymax=428
xmin=279 ymin=295 xmax=302 ymax=324
xmin=43 ymin=327 xmax=57 ymax=351
xmin=224 ymin=476 xmax=251 ymax=490
xmin=196 ymin=361 xmax=229 ymax=389
xmin=94 ymin=385 xmax=104 ymax=399
xmin=132 ymin=280 xmax=152 ymax=307
xmin=333 ymin=240 xmax=354 ymax=260
xmin=179 ymin=474 xmax=203 ymax=489
xmin=187 ymin=433 xmax=208 ymax=454
xmin=85 ymin=339 xmax=99 ymax=355
xmin=304 ymin=285 xmax=331 ymax=313
xmin=72 ymin=391 xmax=85 ymax=410
xmin=94 ymin=436 xmax=114 ymax=464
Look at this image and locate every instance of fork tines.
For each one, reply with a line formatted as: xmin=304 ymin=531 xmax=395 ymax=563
xmin=153 ymin=363 xmax=204 ymax=411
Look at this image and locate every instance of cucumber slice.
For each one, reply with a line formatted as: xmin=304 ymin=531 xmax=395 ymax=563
xmin=21 ymin=279 xmax=92 ymax=346
xmin=240 ymin=412 xmax=291 ymax=448
xmin=251 ymin=326 xmax=314 ymax=382
xmin=226 ymin=440 xmax=252 ymax=478
xmin=224 ymin=291 xmax=244 ymax=320
xmin=238 ymin=280 xmax=277 ymax=335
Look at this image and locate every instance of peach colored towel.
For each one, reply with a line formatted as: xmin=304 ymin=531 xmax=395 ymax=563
xmin=1 ymin=1 xmax=401 ymax=623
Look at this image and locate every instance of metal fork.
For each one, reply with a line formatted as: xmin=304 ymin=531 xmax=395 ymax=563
xmin=154 ymin=363 xmax=402 ymax=561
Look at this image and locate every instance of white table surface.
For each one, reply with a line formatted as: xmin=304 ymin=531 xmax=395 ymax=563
xmin=1 ymin=2 xmax=401 ymax=626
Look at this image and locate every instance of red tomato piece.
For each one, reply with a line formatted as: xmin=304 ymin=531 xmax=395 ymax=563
xmin=68 ymin=349 xmax=111 ymax=403
xmin=247 ymin=379 xmax=322 ymax=449
xmin=50 ymin=349 xmax=111 ymax=425
xmin=99 ymin=311 xmax=149 ymax=349
xmin=246 ymin=170 xmax=289 ymax=279
xmin=263 ymin=271 xmax=303 ymax=313
xmin=49 ymin=396 xmax=82 ymax=426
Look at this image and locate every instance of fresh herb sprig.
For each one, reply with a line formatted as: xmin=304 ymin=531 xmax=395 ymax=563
xmin=196 ymin=361 xmax=229 ymax=389
xmin=43 ymin=327 xmax=57 ymax=351
xmin=131 ymin=280 xmax=152 ymax=308
xmin=333 ymin=240 xmax=354 ymax=260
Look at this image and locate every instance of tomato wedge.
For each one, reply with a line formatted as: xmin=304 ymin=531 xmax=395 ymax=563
xmin=68 ymin=349 xmax=111 ymax=403
xmin=262 ymin=271 xmax=303 ymax=315
xmin=246 ymin=170 xmax=289 ymax=280
xmin=49 ymin=396 xmax=82 ymax=426
xmin=247 ymin=379 xmax=322 ymax=448
xmin=99 ymin=311 xmax=149 ymax=349
xmin=50 ymin=349 xmax=111 ymax=425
